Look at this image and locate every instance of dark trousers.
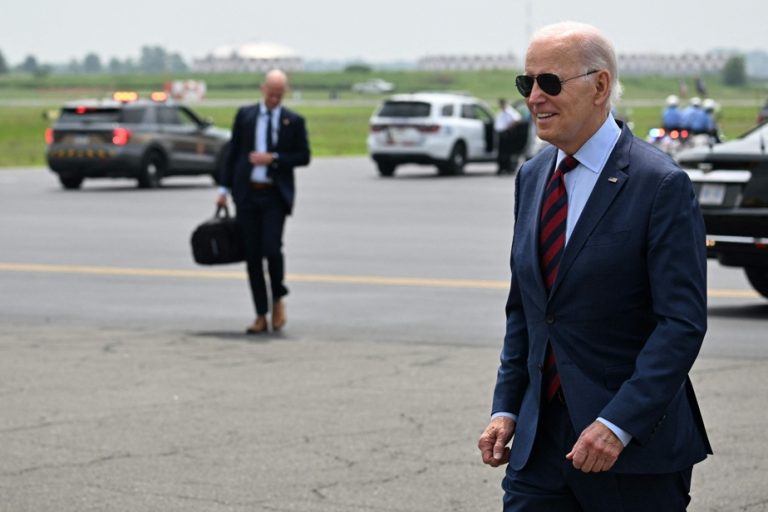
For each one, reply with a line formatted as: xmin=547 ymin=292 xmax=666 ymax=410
xmin=502 ymin=398 xmax=693 ymax=512
xmin=497 ymin=130 xmax=514 ymax=173
xmin=237 ymin=187 xmax=289 ymax=316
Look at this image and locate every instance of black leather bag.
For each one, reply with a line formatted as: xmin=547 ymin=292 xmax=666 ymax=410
xmin=191 ymin=205 xmax=245 ymax=265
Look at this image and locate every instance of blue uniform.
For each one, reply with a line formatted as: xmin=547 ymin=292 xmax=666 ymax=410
xmin=662 ymin=106 xmax=683 ymax=131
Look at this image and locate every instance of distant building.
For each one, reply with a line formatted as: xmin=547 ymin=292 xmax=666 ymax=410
xmin=192 ymin=42 xmax=302 ymax=73
xmin=417 ymin=53 xmax=518 ymax=71
xmin=618 ymin=52 xmax=735 ymax=76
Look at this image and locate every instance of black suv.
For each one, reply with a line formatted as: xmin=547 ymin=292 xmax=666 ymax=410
xmin=676 ymin=122 xmax=768 ymax=298
xmin=46 ymin=94 xmax=231 ymax=189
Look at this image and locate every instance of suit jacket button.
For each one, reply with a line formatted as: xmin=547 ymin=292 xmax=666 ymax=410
xmin=545 ymin=314 xmax=555 ymax=324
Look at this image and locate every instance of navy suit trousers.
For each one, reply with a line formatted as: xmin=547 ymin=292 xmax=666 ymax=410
xmin=237 ymin=187 xmax=289 ymax=315
xmin=502 ymin=399 xmax=693 ymax=512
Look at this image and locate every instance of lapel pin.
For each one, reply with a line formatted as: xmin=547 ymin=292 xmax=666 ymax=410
xmin=608 ymin=176 xmax=618 ymax=183
xmin=283 ymin=119 xmax=290 ymax=126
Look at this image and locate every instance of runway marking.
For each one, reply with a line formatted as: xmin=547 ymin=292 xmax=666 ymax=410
xmin=0 ymin=262 xmax=760 ymax=297
xmin=0 ymin=262 xmax=506 ymax=289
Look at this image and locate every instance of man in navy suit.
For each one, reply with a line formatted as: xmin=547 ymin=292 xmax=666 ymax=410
xmin=217 ymin=69 xmax=310 ymax=334
xmin=478 ymin=22 xmax=711 ymax=511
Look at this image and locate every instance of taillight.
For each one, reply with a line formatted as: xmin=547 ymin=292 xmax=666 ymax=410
xmin=112 ymin=127 xmax=131 ymax=145
xmin=45 ymin=128 xmax=54 ymax=144
xmin=370 ymin=124 xmax=387 ymax=132
xmin=416 ymin=124 xmax=440 ymax=133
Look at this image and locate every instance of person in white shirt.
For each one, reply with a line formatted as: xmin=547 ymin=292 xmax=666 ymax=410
xmin=495 ymin=98 xmax=523 ymax=174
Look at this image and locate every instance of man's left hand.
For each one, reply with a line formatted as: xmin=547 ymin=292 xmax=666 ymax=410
xmin=248 ymin=151 xmax=274 ymax=166
xmin=566 ymin=421 xmax=624 ymax=473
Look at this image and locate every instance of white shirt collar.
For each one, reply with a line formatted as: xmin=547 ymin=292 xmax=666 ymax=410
xmin=260 ymin=103 xmax=282 ymax=117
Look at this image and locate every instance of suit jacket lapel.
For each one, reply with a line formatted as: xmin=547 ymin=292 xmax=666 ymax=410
xmin=243 ymin=104 xmax=259 ymax=152
xmin=276 ymin=108 xmax=291 ymax=150
xmin=549 ymin=125 xmax=632 ymax=297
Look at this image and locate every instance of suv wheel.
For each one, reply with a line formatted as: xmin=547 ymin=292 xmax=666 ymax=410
xmin=138 ymin=151 xmax=164 ymax=189
xmin=377 ymin=162 xmax=396 ymax=177
xmin=439 ymin=142 xmax=466 ymax=176
xmin=59 ymin=175 xmax=84 ymax=190
xmin=745 ymin=267 xmax=768 ymax=298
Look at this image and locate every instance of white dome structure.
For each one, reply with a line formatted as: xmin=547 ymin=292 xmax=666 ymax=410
xmin=237 ymin=42 xmax=298 ymax=60
xmin=193 ymin=42 xmax=303 ymax=73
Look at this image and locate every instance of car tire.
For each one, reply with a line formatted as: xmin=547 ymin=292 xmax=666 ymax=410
xmin=745 ymin=267 xmax=768 ymax=298
xmin=138 ymin=151 xmax=164 ymax=189
xmin=377 ymin=162 xmax=396 ymax=177
xmin=439 ymin=142 xmax=466 ymax=176
xmin=59 ymin=175 xmax=84 ymax=190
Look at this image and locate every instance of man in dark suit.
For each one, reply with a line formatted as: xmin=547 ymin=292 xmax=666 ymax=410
xmin=217 ymin=69 xmax=310 ymax=334
xmin=478 ymin=22 xmax=711 ymax=511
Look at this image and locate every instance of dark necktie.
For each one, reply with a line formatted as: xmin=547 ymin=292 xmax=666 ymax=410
xmin=539 ymin=154 xmax=579 ymax=291
xmin=266 ymin=110 xmax=274 ymax=151
xmin=540 ymin=154 xmax=579 ymax=401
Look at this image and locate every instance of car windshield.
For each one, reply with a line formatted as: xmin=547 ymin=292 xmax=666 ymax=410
xmin=378 ymin=101 xmax=431 ymax=118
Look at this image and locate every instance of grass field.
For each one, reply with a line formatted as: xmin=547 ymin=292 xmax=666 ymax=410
xmin=1 ymin=70 xmax=766 ymax=167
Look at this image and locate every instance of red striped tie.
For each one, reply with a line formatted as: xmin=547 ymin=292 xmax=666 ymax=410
xmin=540 ymin=155 xmax=578 ymax=401
xmin=540 ymin=155 xmax=579 ymax=292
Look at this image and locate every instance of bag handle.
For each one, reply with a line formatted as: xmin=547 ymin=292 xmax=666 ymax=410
xmin=215 ymin=204 xmax=232 ymax=219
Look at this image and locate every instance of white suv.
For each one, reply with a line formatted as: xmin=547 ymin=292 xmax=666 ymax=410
xmin=366 ymin=92 xmax=497 ymax=177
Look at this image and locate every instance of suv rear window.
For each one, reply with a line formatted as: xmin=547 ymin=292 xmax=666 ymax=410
xmin=378 ymin=101 xmax=431 ymax=118
xmin=58 ymin=107 xmax=147 ymax=124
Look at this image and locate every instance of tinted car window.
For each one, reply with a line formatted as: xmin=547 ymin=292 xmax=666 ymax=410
xmin=119 ymin=108 xmax=147 ymax=124
xmin=473 ymin=105 xmax=493 ymax=123
xmin=178 ymin=107 xmax=201 ymax=127
xmin=379 ymin=101 xmax=431 ymax=118
xmin=158 ymin=107 xmax=181 ymax=125
xmin=59 ymin=108 xmax=120 ymax=123
xmin=461 ymin=104 xmax=477 ymax=119
xmin=441 ymin=104 xmax=454 ymax=117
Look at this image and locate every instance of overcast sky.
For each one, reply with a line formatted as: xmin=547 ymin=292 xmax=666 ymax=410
xmin=3 ymin=0 xmax=766 ymax=65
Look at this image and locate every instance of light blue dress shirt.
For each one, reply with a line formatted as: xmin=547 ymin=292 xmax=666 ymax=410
xmin=251 ymin=104 xmax=281 ymax=183
xmin=218 ymin=104 xmax=283 ymax=197
xmin=494 ymin=114 xmax=632 ymax=447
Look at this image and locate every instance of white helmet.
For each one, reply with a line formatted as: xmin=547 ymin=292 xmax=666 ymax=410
xmin=666 ymin=95 xmax=679 ymax=106
xmin=702 ymin=98 xmax=717 ymax=112
xmin=689 ymin=97 xmax=702 ymax=107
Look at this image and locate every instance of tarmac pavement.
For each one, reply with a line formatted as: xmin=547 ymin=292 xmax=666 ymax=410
xmin=2 ymin=321 xmax=768 ymax=511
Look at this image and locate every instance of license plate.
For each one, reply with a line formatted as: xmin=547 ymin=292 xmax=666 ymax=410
xmin=391 ymin=128 xmax=420 ymax=146
xmin=698 ymin=183 xmax=726 ymax=206
xmin=72 ymin=135 xmax=90 ymax=145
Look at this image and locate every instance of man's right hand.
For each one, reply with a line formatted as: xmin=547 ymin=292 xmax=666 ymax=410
xmin=478 ymin=416 xmax=516 ymax=467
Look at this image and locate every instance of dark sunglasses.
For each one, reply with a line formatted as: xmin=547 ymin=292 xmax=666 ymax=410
xmin=515 ymin=70 xmax=599 ymax=97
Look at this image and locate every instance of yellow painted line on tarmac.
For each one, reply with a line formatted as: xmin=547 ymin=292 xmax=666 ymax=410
xmin=0 ymin=262 xmax=760 ymax=297
xmin=706 ymin=288 xmax=760 ymax=298
xmin=0 ymin=262 xmax=506 ymax=290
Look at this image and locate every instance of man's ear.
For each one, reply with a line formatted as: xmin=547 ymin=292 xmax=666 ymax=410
xmin=594 ymin=70 xmax=611 ymax=106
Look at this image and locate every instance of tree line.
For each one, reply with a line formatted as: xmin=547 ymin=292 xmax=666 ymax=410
xmin=0 ymin=46 xmax=749 ymax=87
xmin=0 ymin=46 xmax=188 ymax=76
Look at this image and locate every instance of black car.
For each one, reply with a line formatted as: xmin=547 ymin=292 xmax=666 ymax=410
xmin=676 ymin=121 xmax=768 ymax=298
xmin=45 ymin=93 xmax=231 ymax=189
